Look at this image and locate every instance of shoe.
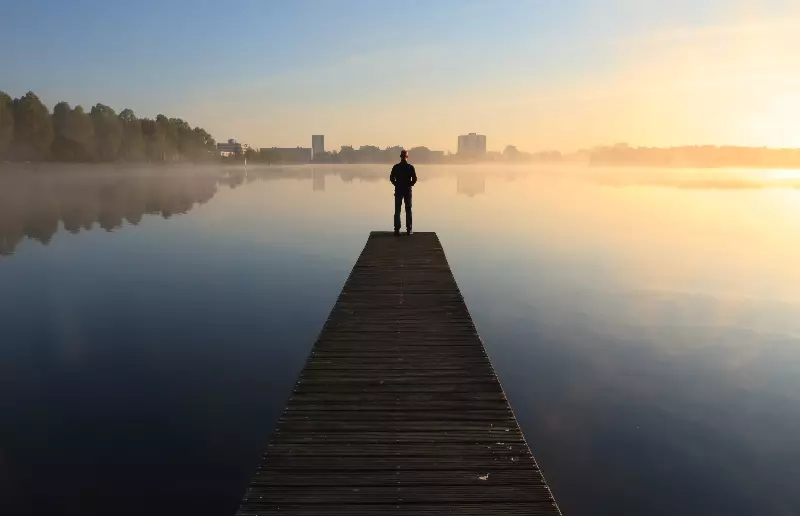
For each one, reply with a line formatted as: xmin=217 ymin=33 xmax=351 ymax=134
xmin=406 ymin=229 xmax=413 ymax=235
xmin=394 ymin=229 xmax=400 ymax=236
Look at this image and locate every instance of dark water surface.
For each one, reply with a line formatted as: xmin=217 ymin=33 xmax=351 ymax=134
xmin=1 ymin=164 xmax=799 ymax=515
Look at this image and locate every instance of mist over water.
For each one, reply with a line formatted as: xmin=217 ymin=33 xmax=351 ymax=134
xmin=1 ymin=164 xmax=800 ymax=516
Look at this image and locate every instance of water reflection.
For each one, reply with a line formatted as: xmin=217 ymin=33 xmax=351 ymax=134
xmin=0 ymin=165 xmax=435 ymax=256
xmin=0 ymin=167 xmax=224 ymax=255
xmin=5 ymin=164 xmax=800 ymax=258
xmin=585 ymin=167 xmax=800 ymax=190
xmin=0 ymin=165 xmax=391 ymax=256
xmin=456 ymin=170 xmax=486 ymax=196
xmin=312 ymin=168 xmax=325 ymax=192
xmin=1 ymin=164 xmax=800 ymax=516
xmin=243 ymin=164 xmax=459 ymax=185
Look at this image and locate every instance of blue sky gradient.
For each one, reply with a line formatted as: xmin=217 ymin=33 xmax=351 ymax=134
xmin=3 ymin=0 xmax=799 ymax=151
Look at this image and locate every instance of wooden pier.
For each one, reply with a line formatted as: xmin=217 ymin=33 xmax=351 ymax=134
xmin=236 ymin=232 xmax=561 ymax=515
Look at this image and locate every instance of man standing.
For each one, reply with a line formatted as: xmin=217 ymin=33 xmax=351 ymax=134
xmin=390 ymin=149 xmax=417 ymax=235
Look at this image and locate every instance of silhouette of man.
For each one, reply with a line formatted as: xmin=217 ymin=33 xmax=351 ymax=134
xmin=390 ymin=149 xmax=417 ymax=235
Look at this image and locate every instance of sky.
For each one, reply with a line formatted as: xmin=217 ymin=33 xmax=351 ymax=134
xmin=2 ymin=0 xmax=800 ymax=152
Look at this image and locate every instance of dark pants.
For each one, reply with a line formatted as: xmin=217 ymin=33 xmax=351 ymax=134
xmin=394 ymin=189 xmax=412 ymax=231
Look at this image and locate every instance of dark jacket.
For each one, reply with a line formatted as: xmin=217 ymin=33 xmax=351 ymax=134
xmin=390 ymin=161 xmax=417 ymax=191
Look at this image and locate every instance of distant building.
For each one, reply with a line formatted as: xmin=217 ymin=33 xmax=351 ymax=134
xmin=262 ymin=147 xmax=312 ymax=163
xmin=217 ymin=139 xmax=251 ymax=157
xmin=312 ymin=135 xmax=325 ymax=159
xmin=457 ymin=133 xmax=487 ymax=159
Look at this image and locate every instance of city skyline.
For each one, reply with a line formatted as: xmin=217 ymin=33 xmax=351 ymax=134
xmin=3 ymin=1 xmax=799 ymax=152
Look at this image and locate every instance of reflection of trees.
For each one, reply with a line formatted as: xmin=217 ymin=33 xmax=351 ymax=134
xmin=0 ymin=168 xmax=222 ymax=255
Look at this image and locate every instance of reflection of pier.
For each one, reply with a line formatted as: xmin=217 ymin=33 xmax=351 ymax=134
xmin=235 ymin=232 xmax=562 ymax=516
xmin=456 ymin=171 xmax=486 ymax=197
xmin=312 ymin=168 xmax=325 ymax=192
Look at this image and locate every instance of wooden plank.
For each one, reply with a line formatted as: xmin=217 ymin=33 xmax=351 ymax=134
xmin=235 ymin=232 xmax=561 ymax=515
xmin=238 ymin=503 xmax=560 ymax=516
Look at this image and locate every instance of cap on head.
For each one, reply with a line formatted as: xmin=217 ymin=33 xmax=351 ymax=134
xmin=400 ymin=149 xmax=408 ymax=160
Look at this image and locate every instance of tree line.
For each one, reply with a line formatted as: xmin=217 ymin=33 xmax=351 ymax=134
xmin=244 ymin=145 xmax=451 ymax=164
xmin=243 ymin=144 xmax=568 ymax=165
xmin=0 ymin=91 xmax=217 ymax=162
xmin=590 ymin=143 xmax=800 ymax=168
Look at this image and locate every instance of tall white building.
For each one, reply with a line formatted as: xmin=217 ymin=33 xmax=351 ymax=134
xmin=457 ymin=133 xmax=487 ymax=158
xmin=312 ymin=135 xmax=325 ymax=159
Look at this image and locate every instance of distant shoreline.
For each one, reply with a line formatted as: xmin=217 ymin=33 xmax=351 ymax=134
xmin=588 ymin=162 xmax=800 ymax=170
xmin=4 ymin=160 xmax=799 ymax=171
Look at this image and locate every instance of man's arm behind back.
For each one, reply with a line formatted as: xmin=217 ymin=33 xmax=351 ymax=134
xmin=410 ymin=164 xmax=417 ymax=186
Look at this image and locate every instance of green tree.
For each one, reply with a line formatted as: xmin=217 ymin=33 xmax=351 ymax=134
xmin=12 ymin=91 xmax=53 ymax=160
xmin=0 ymin=91 xmax=14 ymax=158
xmin=2 ymin=90 xmax=220 ymax=163
xmin=176 ymin=125 xmax=216 ymax=161
xmin=118 ymin=109 xmax=144 ymax=161
xmin=141 ymin=117 xmax=166 ymax=161
xmin=192 ymin=127 xmax=216 ymax=154
xmin=52 ymin=103 xmax=95 ymax=161
xmin=383 ymin=145 xmax=403 ymax=163
xmin=156 ymin=114 xmax=178 ymax=161
xmin=90 ymin=103 xmax=122 ymax=161
xmin=69 ymin=106 xmax=95 ymax=161
xmin=169 ymin=117 xmax=193 ymax=158
xmin=51 ymin=101 xmax=73 ymax=160
xmin=409 ymin=146 xmax=433 ymax=163
xmin=339 ymin=145 xmax=355 ymax=163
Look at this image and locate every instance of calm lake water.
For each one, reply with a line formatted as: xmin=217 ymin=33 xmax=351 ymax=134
xmin=1 ymin=164 xmax=799 ymax=516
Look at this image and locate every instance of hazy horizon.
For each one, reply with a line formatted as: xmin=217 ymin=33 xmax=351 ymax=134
xmin=3 ymin=0 xmax=800 ymax=153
